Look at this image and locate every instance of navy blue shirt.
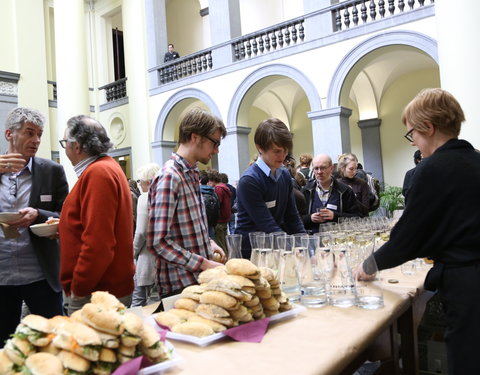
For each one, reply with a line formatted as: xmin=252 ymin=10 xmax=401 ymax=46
xmin=235 ymin=161 xmax=305 ymax=258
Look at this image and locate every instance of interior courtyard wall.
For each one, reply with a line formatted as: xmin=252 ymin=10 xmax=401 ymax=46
xmin=380 ymin=67 xmax=440 ymax=188
xmin=290 ymin=96 xmax=312 ymax=161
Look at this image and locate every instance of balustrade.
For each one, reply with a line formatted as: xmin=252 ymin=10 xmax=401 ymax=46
xmin=332 ymin=0 xmax=434 ymax=31
xmin=98 ymin=77 xmax=127 ymax=102
xmin=232 ymin=19 xmax=305 ymax=61
xmin=158 ymin=51 xmax=213 ymax=84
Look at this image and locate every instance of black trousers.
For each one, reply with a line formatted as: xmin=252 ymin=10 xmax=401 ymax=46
xmin=0 ymin=279 xmax=63 ymax=347
xmin=439 ymin=264 xmax=480 ymax=375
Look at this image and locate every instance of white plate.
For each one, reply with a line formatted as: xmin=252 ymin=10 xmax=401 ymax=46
xmin=147 ymin=304 xmax=306 ymax=347
xmin=0 ymin=212 xmax=22 ymax=224
xmin=29 ymin=222 xmax=59 ymax=237
xmin=138 ymin=340 xmax=183 ymax=375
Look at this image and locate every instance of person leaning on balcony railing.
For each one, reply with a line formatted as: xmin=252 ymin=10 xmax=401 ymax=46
xmin=164 ymin=43 xmax=180 ymax=62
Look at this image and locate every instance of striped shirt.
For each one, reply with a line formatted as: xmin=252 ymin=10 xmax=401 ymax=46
xmin=147 ymin=153 xmax=212 ymax=296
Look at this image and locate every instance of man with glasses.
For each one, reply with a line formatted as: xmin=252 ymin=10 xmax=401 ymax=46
xmin=301 ymin=154 xmax=360 ymax=233
xmin=0 ymin=107 xmax=68 ymax=346
xmin=147 ymin=108 xmax=226 ymax=303
xmin=58 ymin=115 xmax=135 ymax=314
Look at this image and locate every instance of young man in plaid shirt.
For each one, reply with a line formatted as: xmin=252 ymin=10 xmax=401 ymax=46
xmin=148 ymin=108 xmax=226 ymax=299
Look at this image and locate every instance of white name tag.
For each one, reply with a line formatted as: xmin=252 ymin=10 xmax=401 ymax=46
xmin=326 ymin=203 xmax=337 ymax=210
xmin=266 ymin=200 xmax=276 ymax=208
xmin=40 ymin=195 xmax=52 ymax=202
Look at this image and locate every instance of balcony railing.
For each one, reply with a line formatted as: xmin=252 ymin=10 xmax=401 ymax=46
xmin=99 ymin=77 xmax=127 ymax=102
xmin=232 ymin=18 xmax=305 ymax=61
xmin=332 ymin=0 xmax=435 ymax=31
xmin=158 ymin=50 xmax=213 ymax=84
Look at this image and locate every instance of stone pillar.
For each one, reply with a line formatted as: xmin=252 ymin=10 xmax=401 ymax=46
xmin=122 ymin=0 xmax=152 ymax=174
xmin=435 ymin=0 xmax=480 ymax=146
xmin=308 ymin=107 xmax=352 ymax=160
xmin=54 ymin=0 xmax=90 ymax=186
xmin=145 ymin=0 xmax=168 ymax=88
xmin=358 ymin=118 xmax=384 ymax=182
xmin=218 ymin=126 xmax=251 ymax=182
xmin=303 ymin=0 xmax=336 ymax=39
xmin=152 ymin=140 xmax=176 ymax=166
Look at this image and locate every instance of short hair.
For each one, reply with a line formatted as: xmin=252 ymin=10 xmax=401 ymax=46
xmin=168 ymin=43 xmax=174 ymax=48
xmin=413 ymin=150 xmax=422 ymax=165
xmin=219 ymin=173 xmax=228 ymax=184
xmin=136 ymin=163 xmax=160 ymax=182
xmin=401 ymin=88 xmax=465 ymax=138
xmin=5 ymin=107 xmax=45 ymax=132
xmin=254 ymin=118 xmax=293 ymax=152
xmin=299 ymin=153 xmax=312 ymax=166
xmin=337 ymin=155 xmax=357 ymax=178
xmin=208 ymin=169 xmax=222 ymax=183
xmin=178 ymin=108 xmax=226 ymax=145
xmin=199 ymin=170 xmax=209 ymax=185
xmin=66 ymin=115 xmax=113 ymax=156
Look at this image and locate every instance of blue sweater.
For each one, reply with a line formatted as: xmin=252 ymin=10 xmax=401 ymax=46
xmin=235 ymin=164 xmax=305 ymax=257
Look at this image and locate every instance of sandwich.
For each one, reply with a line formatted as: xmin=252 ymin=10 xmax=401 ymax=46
xmin=139 ymin=323 xmax=169 ymax=361
xmin=179 ymin=285 xmax=205 ymax=301
xmin=167 ymin=308 xmax=196 ymax=321
xmin=80 ymin=303 xmax=124 ymax=336
xmin=152 ymin=311 xmax=183 ymax=329
xmin=195 ymin=304 xmax=234 ymax=327
xmin=57 ymin=350 xmax=91 ymax=375
xmin=38 ymin=342 xmax=60 ymax=356
xmin=52 ymin=321 xmax=102 ymax=361
xmin=225 ymin=259 xmax=260 ymax=279
xmin=92 ymin=348 xmax=118 ymax=375
xmin=173 ymin=298 xmax=198 ymax=312
xmin=120 ymin=313 xmax=144 ymax=347
xmin=205 ymin=278 xmax=252 ymax=302
xmin=96 ymin=331 xmax=119 ymax=349
xmin=199 ymin=291 xmax=239 ymax=310
xmin=23 ymin=352 xmax=63 ymax=375
xmin=90 ymin=291 xmax=126 ymax=313
xmin=48 ymin=316 xmax=71 ymax=333
xmin=15 ymin=314 xmax=53 ymax=347
xmin=117 ymin=344 xmax=137 ymax=364
xmin=4 ymin=337 xmax=35 ymax=366
xmin=224 ymin=274 xmax=256 ymax=295
xmin=187 ymin=315 xmax=227 ymax=333
xmin=171 ymin=322 xmax=214 ymax=337
xmin=0 ymin=349 xmax=19 ymax=375
xmin=197 ymin=267 xmax=227 ymax=284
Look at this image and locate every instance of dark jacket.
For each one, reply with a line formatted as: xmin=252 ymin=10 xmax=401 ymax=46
xmin=338 ymin=176 xmax=370 ymax=216
xmin=301 ymin=178 xmax=361 ymax=232
xmin=164 ymin=51 xmax=180 ymax=62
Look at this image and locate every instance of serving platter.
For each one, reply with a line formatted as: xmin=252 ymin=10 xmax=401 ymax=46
xmin=138 ymin=341 xmax=183 ymax=375
xmin=146 ymin=304 xmax=306 ymax=347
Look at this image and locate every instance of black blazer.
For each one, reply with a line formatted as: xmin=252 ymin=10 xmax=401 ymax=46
xmin=24 ymin=157 xmax=68 ymax=292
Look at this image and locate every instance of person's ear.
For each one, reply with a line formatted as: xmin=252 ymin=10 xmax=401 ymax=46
xmin=5 ymin=129 xmax=13 ymax=142
xmin=424 ymin=120 xmax=435 ymax=136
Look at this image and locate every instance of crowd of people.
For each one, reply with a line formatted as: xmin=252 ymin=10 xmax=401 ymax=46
xmin=1 ymin=88 xmax=477 ymax=374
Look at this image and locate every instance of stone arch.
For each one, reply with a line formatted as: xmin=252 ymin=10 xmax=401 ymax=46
xmin=154 ymin=88 xmax=221 ymax=141
xmin=327 ymin=30 xmax=438 ymax=108
xmin=227 ymin=63 xmax=321 ymax=129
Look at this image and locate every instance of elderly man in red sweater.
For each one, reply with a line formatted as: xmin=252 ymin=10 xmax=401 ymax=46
xmin=59 ymin=115 xmax=135 ymax=315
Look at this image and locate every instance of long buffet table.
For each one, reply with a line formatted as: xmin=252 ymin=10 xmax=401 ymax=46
xmin=143 ymin=265 xmax=432 ymax=375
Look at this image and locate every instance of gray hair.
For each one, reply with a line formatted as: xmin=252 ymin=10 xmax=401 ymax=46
xmin=66 ymin=115 xmax=112 ymax=156
xmin=5 ymin=107 xmax=45 ymax=132
xmin=136 ymin=163 xmax=161 ymax=182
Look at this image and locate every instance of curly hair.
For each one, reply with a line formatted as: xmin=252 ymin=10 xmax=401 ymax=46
xmin=178 ymin=108 xmax=226 ymax=145
xmin=66 ymin=115 xmax=113 ymax=156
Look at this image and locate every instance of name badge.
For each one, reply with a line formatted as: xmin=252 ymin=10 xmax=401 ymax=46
xmin=266 ymin=200 xmax=276 ymax=208
xmin=326 ymin=203 xmax=337 ymax=210
xmin=40 ymin=195 xmax=52 ymax=202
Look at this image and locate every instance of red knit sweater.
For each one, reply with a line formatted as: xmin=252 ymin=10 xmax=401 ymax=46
xmin=59 ymin=156 xmax=135 ymax=298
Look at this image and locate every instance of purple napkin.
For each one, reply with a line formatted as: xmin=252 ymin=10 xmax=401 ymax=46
xmin=151 ymin=320 xmax=169 ymax=342
xmin=112 ymin=356 xmax=153 ymax=375
xmin=223 ymin=318 xmax=271 ymax=343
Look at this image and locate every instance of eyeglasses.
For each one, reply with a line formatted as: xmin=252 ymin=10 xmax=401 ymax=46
xmin=404 ymin=128 xmax=414 ymax=143
xmin=59 ymin=139 xmax=68 ymax=149
xmin=313 ymin=165 xmax=332 ymax=172
xmin=204 ymin=135 xmax=221 ymax=149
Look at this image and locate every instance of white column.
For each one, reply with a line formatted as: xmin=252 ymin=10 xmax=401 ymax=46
xmin=435 ymin=0 xmax=480 ymax=146
xmin=122 ymin=0 xmax=152 ymax=174
xmin=208 ymin=0 xmax=241 ymax=45
xmin=54 ymin=0 xmax=90 ymax=186
xmin=218 ymin=126 xmax=251 ymax=182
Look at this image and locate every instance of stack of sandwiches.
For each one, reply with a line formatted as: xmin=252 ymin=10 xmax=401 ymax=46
xmin=153 ymin=259 xmax=293 ymax=337
xmin=0 ymin=291 xmax=170 ymax=375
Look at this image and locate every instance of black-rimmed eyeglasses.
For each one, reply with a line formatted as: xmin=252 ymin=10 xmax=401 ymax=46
xmin=204 ymin=135 xmax=221 ymax=149
xmin=404 ymin=128 xmax=414 ymax=143
xmin=59 ymin=139 xmax=68 ymax=149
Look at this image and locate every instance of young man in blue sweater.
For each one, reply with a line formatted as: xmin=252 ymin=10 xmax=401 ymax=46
xmin=235 ymin=118 xmax=305 ymax=259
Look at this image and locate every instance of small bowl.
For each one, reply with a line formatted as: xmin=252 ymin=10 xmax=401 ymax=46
xmin=30 ymin=223 xmax=59 ymax=237
xmin=0 ymin=212 xmax=22 ymax=224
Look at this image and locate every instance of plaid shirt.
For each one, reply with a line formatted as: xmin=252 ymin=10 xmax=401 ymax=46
xmin=147 ymin=153 xmax=212 ymax=296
